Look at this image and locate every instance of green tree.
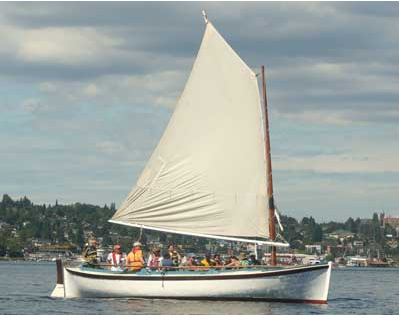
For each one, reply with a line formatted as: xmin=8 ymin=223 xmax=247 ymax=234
xmin=344 ymin=217 xmax=355 ymax=232
xmin=75 ymin=227 xmax=85 ymax=246
xmin=56 ymin=226 xmax=65 ymax=244
xmin=1 ymin=194 xmax=14 ymax=208
xmin=312 ymin=224 xmax=323 ymax=242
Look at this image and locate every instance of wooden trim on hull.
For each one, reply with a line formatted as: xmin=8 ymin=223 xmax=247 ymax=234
xmin=65 ymin=263 xmax=329 ymax=281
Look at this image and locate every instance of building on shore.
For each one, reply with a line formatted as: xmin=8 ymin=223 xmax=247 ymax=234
xmin=346 ymin=256 xmax=368 ymax=267
xmin=305 ymin=244 xmax=322 ymax=255
xmin=25 ymin=244 xmax=77 ymax=261
xmin=383 ymin=215 xmax=399 ymax=231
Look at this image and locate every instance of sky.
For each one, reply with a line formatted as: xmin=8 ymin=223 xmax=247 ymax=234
xmin=0 ymin=2 xmax=398 ymax=221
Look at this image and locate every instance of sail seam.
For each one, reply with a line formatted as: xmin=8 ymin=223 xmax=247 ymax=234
xmin=126 ymin=186 xmax=267 ymax=198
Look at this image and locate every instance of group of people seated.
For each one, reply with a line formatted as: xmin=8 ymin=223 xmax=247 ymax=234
xmin=82 ymin=239 xmax=261 ymax=273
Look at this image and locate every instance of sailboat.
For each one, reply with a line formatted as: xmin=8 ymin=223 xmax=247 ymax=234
xmin=51 ymin=14 xmax=332 ymax=303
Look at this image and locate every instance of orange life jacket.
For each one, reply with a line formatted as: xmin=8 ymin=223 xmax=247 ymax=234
xmin=128 ymin=248 xmax=143 ymax=271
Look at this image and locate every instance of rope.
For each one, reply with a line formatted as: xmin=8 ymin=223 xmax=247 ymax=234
xmin=275 ymin=232 xmax=289 ymax=245
xmin=136 ymin=226 xmax=143 ymax=242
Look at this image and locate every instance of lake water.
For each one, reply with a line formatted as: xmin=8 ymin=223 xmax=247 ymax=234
xmin=0 ymin=262 xmax=398 ymax=314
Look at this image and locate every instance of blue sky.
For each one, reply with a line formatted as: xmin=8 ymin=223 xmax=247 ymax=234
xmin=0 ymin=2 xmax=398 ymax=221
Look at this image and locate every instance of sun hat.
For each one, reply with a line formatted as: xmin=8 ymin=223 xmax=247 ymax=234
xmin=113 ymin=245 xmax=121 ymax=250
xmin=133 ymin=241 xmax=142 ymax=247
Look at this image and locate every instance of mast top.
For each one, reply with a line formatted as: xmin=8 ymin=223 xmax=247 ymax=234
xmin=202 ymin=10 xmax=209 ymax=24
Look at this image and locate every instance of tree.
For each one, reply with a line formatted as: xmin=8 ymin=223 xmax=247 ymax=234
xmin=301 ymin=217 xmax=310 ymax=226
xmin=41 ymin=220 xmax=52 ymax=240
xmin=344 ymin=217 xmax=355 ymax=233
xmin=371 ymin=213 xmax=382 ymax=243
xmin=56 ymin=226 xmax=65 ymax=244
xmin=75 ymin=227 xmax=85 ymax=246
xmin=1 ymin=194 xmax=13 ymax=208
xmin=312 ymin=224 xmax=323 ymax=242
xmin=384 ymin=224 xmax=397 ymax=237
xmin=372 ymin=213 xmax=379 ymax=225
xmin=110 ymin=202 xmax=116 ymax=213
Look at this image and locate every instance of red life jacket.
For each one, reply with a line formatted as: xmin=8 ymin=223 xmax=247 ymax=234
xmin=150 ymin=255 xmax=160 ymax=267
xmin=112 ymin=252 xmax=121 ymax=265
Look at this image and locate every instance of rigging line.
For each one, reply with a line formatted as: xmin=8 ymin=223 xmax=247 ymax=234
xmin=136 ymin=226 xmax=143 ymax=242
xmin=275 ymin=232 xmax=289 ymax=245
xmin=202 ymin=10 xmax=208 ymax=24
xmin=274 ymin=206 xmax=284 ymax=232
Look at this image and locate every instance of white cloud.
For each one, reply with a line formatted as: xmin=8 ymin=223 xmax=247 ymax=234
xmin=275 ymin=111 xmax=352 ymax=125
xmin=95 ymin=141 xmax=124 ymax=154
xmin=20 ymin=99 xmax=48 ymax=113
xmin=83 ymin=83 xmax=99 ymax=97
xmin=274 ymin=152 xmax=399 ymax=174
xmin=35 ymin=70 xmax=185 ymax=111
xmin=16 ymin=27 xmax=123 ymax=65
xmin=38 ymin=82 xmax=56 ymax=93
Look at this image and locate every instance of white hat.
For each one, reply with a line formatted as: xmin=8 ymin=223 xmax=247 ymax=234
xmin=133 ymin=241 xmax=142 ymax=247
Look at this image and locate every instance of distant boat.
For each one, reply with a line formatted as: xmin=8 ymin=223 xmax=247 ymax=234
xmin=52 ymin=13 xmax=332 ymax=304
xmin=346 ymin=256 xmax=368 ymax=267
xmin=309 ymin=259 xmax=322 ymax=265
xmin=367 ymin=259 xmax=390 ymax=267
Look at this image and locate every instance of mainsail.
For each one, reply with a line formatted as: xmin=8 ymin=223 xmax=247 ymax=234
xmin=110 ymin=22 xmax=272 ymax=242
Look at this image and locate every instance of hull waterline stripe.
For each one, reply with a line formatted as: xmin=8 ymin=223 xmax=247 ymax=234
xmin=110 ymin=296 xmax=327 ymax=305
xmin=65 ymin=263 xmax=329 ymax=281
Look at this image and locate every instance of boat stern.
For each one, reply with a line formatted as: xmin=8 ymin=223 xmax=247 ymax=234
xmin=50 ymin=259 xmax=65 ymax=298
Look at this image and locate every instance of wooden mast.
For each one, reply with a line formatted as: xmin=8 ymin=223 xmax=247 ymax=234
xmin=261 ymin=66 xmax=277 ymax=266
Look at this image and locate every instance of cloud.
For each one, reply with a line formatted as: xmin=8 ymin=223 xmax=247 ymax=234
xmin=1 ymin=2 xmax=399 ymax=220
xmin=1 ymin=1 xmax=398 ymax=125
xmin=95 ymin=141 xmax=124 ymax=155
xmin=274 ymin=152 xmax=399 ymax=174
xmin=31 ymin=70 xmax=185 ymax=114
xmin=16 ymin=27 xmax=122 ymax=65
xmin=20 ymin=99 xmax=49 ymax=113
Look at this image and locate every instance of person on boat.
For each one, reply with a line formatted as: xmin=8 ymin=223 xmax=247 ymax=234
xmin=211 ymin=254 xmax=222 ymax=267
xmin=239 ymin=253 xmax=249 ymax=267
xmin=106 ymin=245 xmax=125 ymax=272
xmin=180 ymin=255 xmax=188 ymax=266
xmin=261 ymin=254 xmax=267 ymax=265
xmin=126 ymin=242 xmax=145 ymax=271
xmin=248 ymin=254 xmax=261 ymax=266
xmin=147 ymin=247 xmax=162 ymax=270
xmin=160 ymin=253 xmax=173 ymax=269
xmin=200 ymin=253 xmax=211 ymax=267
xmin=168 ymin=244 xmax=181 ymax=266
xmin=226 ymin=256 xmax=240 ymax=268
xmin=82 ymin=239 xmax=98 ymax=266
xmin=184 ymin=254 xmax=197 ymax=267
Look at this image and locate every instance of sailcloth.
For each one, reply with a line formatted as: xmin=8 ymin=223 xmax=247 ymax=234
xmin=111 ymin=22 xmax=270 ymax=239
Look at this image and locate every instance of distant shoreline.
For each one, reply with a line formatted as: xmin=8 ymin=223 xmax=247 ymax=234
xmin=0 ymin=257 xmax=25 ymax=261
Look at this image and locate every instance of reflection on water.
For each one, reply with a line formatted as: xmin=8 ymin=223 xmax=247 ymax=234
xmin=1 ymin=262 xmax=398 ymax=314
xmin=110 ymin=298 xmax=275 ymax=315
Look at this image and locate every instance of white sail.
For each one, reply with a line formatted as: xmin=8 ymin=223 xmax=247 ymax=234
xmin=111 ymin=22 xmax=270 ymax=240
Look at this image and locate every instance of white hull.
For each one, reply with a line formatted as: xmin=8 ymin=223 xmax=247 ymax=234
xmin=54 ymin=262 xmax=332 ymax=304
